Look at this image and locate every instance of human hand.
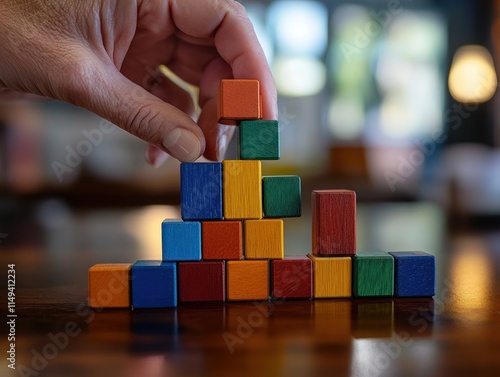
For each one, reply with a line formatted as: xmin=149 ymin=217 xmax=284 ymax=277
xmin=0 ymin=0 xmax=277 ymax=163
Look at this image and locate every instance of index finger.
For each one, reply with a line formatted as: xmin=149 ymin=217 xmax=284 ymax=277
xmin=170 ymin=0 xmax=277 ymax=120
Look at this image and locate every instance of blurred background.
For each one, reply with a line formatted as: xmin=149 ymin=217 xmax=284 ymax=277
xmin=1 ymin=0 xmax=499 ymax=285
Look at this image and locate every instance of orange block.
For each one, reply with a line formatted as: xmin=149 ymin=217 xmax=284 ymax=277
xmin=202 ymin=221 xmax=243 ymax=260
xmin=217 ymin=79 xmax=263 ymax=124
xmin=227 ymin=260 xmax=269 ymax=301
xmin=88 ymin=264 xmax=131 ymax=308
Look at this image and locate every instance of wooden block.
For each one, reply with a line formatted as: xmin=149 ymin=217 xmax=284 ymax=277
xmin=181 ymin=162 xmax=222 ymax=220
xmin=353 ymin=251 xmax=394 ymax=297
xmin=88 ymin=264 xmax=131 ymax=308
xmin=217 ymin=79 xmax=262 ymax=124
xmin=244 ymin=219 xmax=284 ymax=259
xmin=271 ymin=256 xmax=312 ymax=299
xmin=262 ymin=175 xmax=301 ymax=218
xmin=239 ymin=120 xmax=280 ymax=160
xmin=312 ymin=190 xmax=356 ymax=256
xmin=308 ymin=254 xmax=352 ymax=298
xmin=389 ymin=251 xmax=435 ymax=297
xmin=227 ymin=260 xmax=269 ymax=301
xmin=161 ymin=220 xmax=201 ymax=261
xmin=131 ymin=260 xmax=177 ymax=308
xmin=202 ymin=221 xmax=242 ymax=260
xmin=178 ymin=261 xmax=225 ymax=302
xmin=223 ymin=160 xmax=262 ymax=219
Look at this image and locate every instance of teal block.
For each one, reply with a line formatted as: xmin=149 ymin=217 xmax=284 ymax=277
xmin=353 ymin=251 xmax=394 ymax=297
xmin=239 ymin=120 xmax=280 ymax=160
xmin=262 ymin=176 xmax=301 ymax=218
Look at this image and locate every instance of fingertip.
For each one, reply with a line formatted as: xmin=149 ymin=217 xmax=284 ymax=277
xmin=145 ymin=144 xmax=170 ymax=168
xmin=162 ymin=128 xmax=205 ymax=162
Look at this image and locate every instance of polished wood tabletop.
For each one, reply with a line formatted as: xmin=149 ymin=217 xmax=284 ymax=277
xmin=1 ymin=203 xmax=500 ymax=377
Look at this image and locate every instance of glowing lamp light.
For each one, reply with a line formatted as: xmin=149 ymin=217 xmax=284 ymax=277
xmin=448 ymin=45 xmax=497 ymax=103
xmin=274 ymin=57 xmax=326 ymax=97
xmin=269 ymin=1 xmax=328 ymax=57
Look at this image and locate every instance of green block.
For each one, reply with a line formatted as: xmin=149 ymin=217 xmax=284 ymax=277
xmin=262 ymin=176 xmax=301 ymax=218
xmin=353 ymin=251 xmax=394 ymax=297
xmin=239 ymin=120 xmax=280 ymax=160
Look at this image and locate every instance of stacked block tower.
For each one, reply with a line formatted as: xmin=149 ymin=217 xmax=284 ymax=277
xmin=88 ymin=79 xmax=436 ymax=309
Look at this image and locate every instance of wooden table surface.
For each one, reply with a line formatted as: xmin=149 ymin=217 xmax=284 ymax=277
xmin=1 ymin=205 xmax=500 ymax=377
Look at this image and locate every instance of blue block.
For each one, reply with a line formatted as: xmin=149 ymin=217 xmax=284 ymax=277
xmin=389 ymin=251 xmax=435 ymax=297
xmin=131 ymin=260 xmax=177 ymax=308
xmin=181 ymin=162 xmax=223 ymax=220
xmin=162 ymin=220 xmax=201 ymax=261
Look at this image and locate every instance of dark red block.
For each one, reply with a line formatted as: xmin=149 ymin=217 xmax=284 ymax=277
xmin=178 ymin=261 xmax=225 ymax=302
xmin=271 ymin=256 xmax=312 ymax=299
xmin=312 ymin=190 xmax=356 ymax=256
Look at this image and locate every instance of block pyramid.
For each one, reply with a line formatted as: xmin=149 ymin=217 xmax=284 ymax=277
xmin=88 ymin=79 xmax=436 ymax=309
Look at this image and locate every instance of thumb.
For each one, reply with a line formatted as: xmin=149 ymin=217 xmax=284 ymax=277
xmin=62 ymin=59 xmax=205 ymax=162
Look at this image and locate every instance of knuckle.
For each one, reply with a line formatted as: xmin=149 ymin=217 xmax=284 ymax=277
xmin=128 ymin=104 xmax=162 ymax=140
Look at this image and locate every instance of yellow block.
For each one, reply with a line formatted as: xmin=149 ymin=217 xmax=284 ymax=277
xmin=307 ymin=254 xmax=352 ymax=298
xmin=223 ymin=160 xmax=262 ymax=219
xmin=245 ymin=219 xmax=284 ymax=259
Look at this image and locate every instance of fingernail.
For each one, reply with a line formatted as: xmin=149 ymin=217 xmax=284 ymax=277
xmin=163 ymin=129 xmax=201 ymax=162
xmin=148 ymin=151 xmax=169 ymax=168
xmin=216 ymin=126 xmax=234 ymax=161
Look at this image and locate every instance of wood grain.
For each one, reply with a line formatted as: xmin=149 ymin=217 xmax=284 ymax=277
xmin=389 ymin=251 xmax=435 ymax=297
xmin=178 ymin=261 xmax=225 ymax=302
xmin=312 ymin=190 xmax=356 ymax=256
xmin=262 ymin=175 xmax=301 ymax=218
xmin=217 ymin=79 xmax=263 ymax=124
xmin=353 ymin=251 xmax=394 ymax=297
xmin=161 ymin=220 xmax=202 ymax=261
xmin=88 ymin=264 xmax=131 ymax=308
xmin=271 ymin=256 xmax=312 ymax=299
xmin=244 ymin=219 xmax=284 ymax=259
xmin=223 ymin=160 xmax=262 ymax=219
xmin=308 ymin=254 xmax=352 ymax=298
xmin=202 ymin=221 xmax=242 ymax=260
xmin=239 ymin=120 xmax=280 ymax=160
xmin=226 ymin=260 xmax=269 ymax=301
xmin=180 ymin=162 xmax=223 ymax=220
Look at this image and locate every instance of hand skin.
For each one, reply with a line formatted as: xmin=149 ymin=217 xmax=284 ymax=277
xmin=0 ymin=0 xmax=277 ymax=163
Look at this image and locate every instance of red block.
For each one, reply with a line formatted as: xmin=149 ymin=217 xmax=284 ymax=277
xmin=178 ymin=261 xmax=225 ymax=302
xmin=271 ymin=256 xmax=312 ymax=299
xmin=202 ymin=221 xmax=242 ymax=260
xmin=312 ymin=190 xmax=356 ymax=256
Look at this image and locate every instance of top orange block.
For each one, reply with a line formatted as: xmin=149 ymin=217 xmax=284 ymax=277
xmin=217 ymin=79 xmax=263 ymax=124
